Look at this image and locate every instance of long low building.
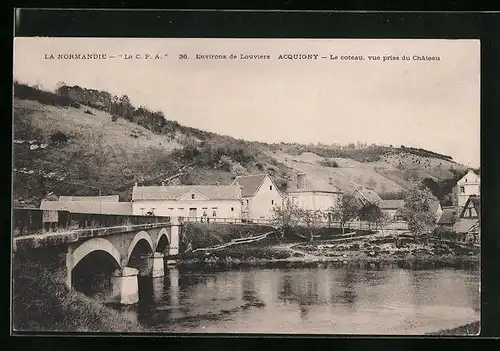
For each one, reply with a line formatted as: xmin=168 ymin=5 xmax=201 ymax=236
xmin=131 ymin=184 xmax=243 ymax=219
xmin=40 ymin=198 xmax=132 ymax=215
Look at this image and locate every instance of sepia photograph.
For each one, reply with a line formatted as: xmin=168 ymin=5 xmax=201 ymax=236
xmin=12 ymin=37 xmax=480 ymax=335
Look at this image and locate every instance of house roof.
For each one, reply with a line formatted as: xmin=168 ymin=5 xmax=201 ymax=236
xmin=437 ymin=207 xmax=458 ymax=225
xmin=453 ymin=218 xmax=480 ymax=234
xmin=429 ymin=200 xmax=441 ymax=214
xmin=132 ymin=185 xmax=242 ymax=201
xmin=379 ymin=199 xmax=405 ymax=210
xmin=59 ymin=195 xmax=119 ymax=202
xmin=40 ymin=200 xmax=132 ymax=215
xmin=353 ymin=188 xmax=383 ymax=205
xmin=232 ymin=174 xmax=267 ymax=197
xmin=460 ymin=195 xmax=480 ymax=218
xmin=287 ymin=176 xmax=342 ymax=194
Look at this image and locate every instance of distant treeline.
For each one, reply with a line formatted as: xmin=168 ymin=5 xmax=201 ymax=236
xmin=54 ymin=84 xmax=214 ymax=141
xmin=399 ymin=145 xmax=453 ymax=162
xmin=13 ymin=82 xmax=81 ymax=108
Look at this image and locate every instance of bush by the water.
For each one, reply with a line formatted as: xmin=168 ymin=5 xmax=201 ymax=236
xmin=179 ymin=222 xmax=275 ymax=253
xmin=12 ymin=254 xmax=143 ymax=332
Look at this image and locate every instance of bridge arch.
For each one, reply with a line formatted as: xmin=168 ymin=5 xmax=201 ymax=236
xmin=155 ymin=227 xmax=170 ymax=253
xmin=127 ymin=231 xmax=155 ymax=262
xmin=72 ymin=237 xmax=122 ymax=270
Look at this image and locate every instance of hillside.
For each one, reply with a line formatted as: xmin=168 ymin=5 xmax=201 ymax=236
xmin=12 ymin=83 xmax=472 ymax=208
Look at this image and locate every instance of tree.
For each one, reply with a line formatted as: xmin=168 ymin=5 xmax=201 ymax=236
xmin=367 ymin=177 xmax=377 ymax=190
xmin=298 ymin=209 xmax=324 ymax=242
xmin=271 ymin=198 xmax=302 ymax=240
xmin=400 ymin=181 xmax=438 ymax=241
xmin=358 ymin=202 xmax=384 ymax=230
xmin=329 ymin=194 xmax=360 ymax=234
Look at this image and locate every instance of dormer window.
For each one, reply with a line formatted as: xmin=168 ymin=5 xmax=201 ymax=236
xmin=460 ymin=186 xmax=465 ymax=193
xmin=191 ymin=194 xmax=195 ymax=199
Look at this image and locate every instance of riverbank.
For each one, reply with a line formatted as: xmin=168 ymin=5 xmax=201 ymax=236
xmin=426 ymin=321 xmax=480 ymax=336
xmin=175 ymin=234 xmax=480 ymax=270
xmin=12 ymin=255 xmax=145 ymax=332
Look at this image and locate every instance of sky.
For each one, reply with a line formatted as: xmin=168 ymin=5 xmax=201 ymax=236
xmin=13 ymin=38 xmax=480 ymax=167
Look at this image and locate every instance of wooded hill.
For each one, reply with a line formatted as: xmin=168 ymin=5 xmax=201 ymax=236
xmin=12 ymin=82 xmax=474 ymax=208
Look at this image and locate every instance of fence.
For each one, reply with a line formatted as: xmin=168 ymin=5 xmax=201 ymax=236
xmin=179 ymin=216 xmax=408 ymax=231
xmin=12 ymin=208 xmax=171 ymax=237
xmin=181 ymin=216 xmax=275 ymax=225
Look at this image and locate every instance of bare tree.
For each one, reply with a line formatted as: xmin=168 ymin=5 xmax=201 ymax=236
xmin=400 ymin=180 xmax=439 ymax=242
xmin=271 ymin=198 xmax=302 ymax=240
xmin=329 ymin=194 xmax=360 ymax=234
xmin=298 ymin=209 xmax=324 ymax=242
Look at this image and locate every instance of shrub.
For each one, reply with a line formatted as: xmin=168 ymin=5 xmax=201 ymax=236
xmin=319 ymin=159 xmax=339 ymax=168
xmin=50 ymin=131 xmax=69 ymax=145
xmin=14 ymin=82 xmax=80 ymax=108
xmin=84 ymin=109 xmax=94 ymax=115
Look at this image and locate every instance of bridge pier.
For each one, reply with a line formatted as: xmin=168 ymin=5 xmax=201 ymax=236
xmin=167 ymin=217 xmax=180 ymax=265
xmin=109 ymin=267 xmax=139 ymax=305
xmin=65 ymin=245 xmax=74 ymax=289
xmin=150 ymin=252 xmax=165 ymax=278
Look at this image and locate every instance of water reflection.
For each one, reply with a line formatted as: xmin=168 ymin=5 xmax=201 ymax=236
xmin=118 ymin=266 xmax=479 ymax=334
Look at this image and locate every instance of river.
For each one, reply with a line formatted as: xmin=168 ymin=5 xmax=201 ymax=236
xmin=114 ymin=265 xmax=480 ymax=335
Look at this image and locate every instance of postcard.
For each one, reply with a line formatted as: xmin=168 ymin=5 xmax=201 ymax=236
xmin=12 ymin=37 xmax=480 ymax=335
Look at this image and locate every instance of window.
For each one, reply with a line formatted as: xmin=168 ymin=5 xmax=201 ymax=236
xmin=271 ymin=200 xmax=274 ymax=205
xmin=460 ymin=186 xmax=465 ymax=193
xmin=213 ymin=210 xmax=217 ymax=217
xmin=270 ymin=185 xmax=273 ymax=190
xmin=246 ymin=199 xmax=249 ymax=205
xmin=191 ymin=194 xmax=195 ymax=199
xmin=231 ymin=207 xmax=234 ymax=211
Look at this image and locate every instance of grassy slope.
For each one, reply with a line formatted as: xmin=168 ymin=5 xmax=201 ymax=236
xmin=12 ymin=255 xmax=144 ymax=332
xmin=13 ymin=95 xmax=469 ymax=207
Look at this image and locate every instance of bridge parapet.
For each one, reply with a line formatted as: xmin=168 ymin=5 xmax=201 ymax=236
xmin=12 ymin=208 xmax=171 ymax=237
xmin=13 ymin=222 xmax=172 ymax=251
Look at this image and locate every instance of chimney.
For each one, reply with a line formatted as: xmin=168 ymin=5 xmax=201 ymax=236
xmin=134 ymin=181 xmax=138 ymax=187
xmin=328 ymin=177 xmax=334 ymax=185
xmin=297 ymin=173 xmax=306 ymax=189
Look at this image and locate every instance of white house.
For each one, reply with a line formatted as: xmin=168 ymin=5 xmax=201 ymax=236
xmin=452 ymin=170 xmax=480 ymax=207
xmin=287 ymin=173 xmax=343 ymax=212
xmin=131 ymin=185 xmax=242 ymax=219
xmin=231 ymin=173 xmax=284 ymax=220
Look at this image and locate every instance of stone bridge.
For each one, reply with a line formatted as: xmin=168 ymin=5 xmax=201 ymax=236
xmin=13 ymin=209 xmax=181 ymax=305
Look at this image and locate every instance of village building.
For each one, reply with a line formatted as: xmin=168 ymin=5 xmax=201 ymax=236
xmin=231 ymin=173 xmax=284 ymax=221
xmin=391 ymin=199 xmax=442 ymax=223
xmin=378 ymin=199 xmax=405 ymax=220
xmin=436 ymin=206 xmax=459 ymax=231
xmin=452 ymin=170 xmax=480 ymax=207
xmin=131 ymin=184 xmax=242 ymax=220
xmin=287 ymin=173 xmax=343 ymax=212
xmin=351 ymin=187 xmax=382 ymax=206
xmin=453 ymin=195 xmax=480 ymax=243
xmin=40 ymin=195 xmax=132 ymax=215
